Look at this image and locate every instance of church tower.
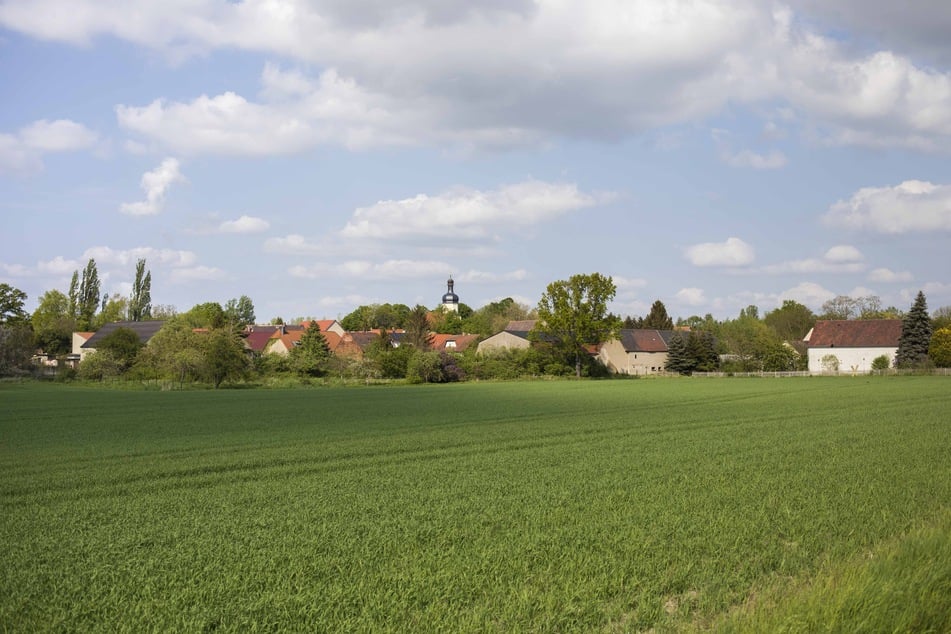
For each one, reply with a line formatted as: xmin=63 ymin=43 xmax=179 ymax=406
xmin=441 ymin=276 xmax=459 ymax=312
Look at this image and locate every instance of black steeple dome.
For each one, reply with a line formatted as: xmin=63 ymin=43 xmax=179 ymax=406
xmin=442 ymin=276 xmax=459 ymax=305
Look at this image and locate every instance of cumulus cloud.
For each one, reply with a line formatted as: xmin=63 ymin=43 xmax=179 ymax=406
xmin=82 ymin=245 xmax=197 ymax=268
xmin=676 ymin=287 xmax=707 ymax=306
xmin=761 ymin=245 xmax=865 ymax=275
xmin=684 ymin=237 xmax=756 ymax=268
xmin=722 ymin=148 xmax=787 ymax=170
xmin=289 ymin=259 xmax=453 ymax=280
xmin=5 ymin=2 xmax=951 ymax=153
xmin=341 ymin=181 xmax=602 ymax=242
xmin=456 ymin=269 xmax=528 ymax=284
xmin=613 ymin=276 xmax=649 ymax=290
xmin=868 ymin=268 xmax=913 ymax=283
xmin=37 ymin=255 xmax=79 ymax=275
xmin=778 ymin=281 xmax=837 ymax=308
xmin=120 ymin=158 xmax=185 ymax=216
xmin=823 ymin=180 xmax=951 ymax=233
xmin=168 ymin=266 xmax=225 ymax=283
xmin=0 ymin=118 xmax=98 ymax=172
xmin=218 ymin=215 xmax=270 ymax=233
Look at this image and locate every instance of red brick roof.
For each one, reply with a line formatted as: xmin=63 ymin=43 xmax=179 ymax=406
xmin=807 ymin=320 xmax=902 ymax=348
xmin=430 ymin=333 xmax=479 ymax=351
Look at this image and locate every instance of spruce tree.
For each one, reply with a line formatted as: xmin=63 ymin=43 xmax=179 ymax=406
xmin=664 ymin=331 xmax=693 ymax=375
xmin=290 ymin=321 xmax=331 ymax=376
xmin=896 ymin=291 xmax=932 ymax=368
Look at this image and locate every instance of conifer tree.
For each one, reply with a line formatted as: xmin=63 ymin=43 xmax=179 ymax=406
xmin=290 ymin=321 xmax=331 ymax=376
xmin=665 ymin=331 xmax=694 ymax=375
xmin=896 ymin=291 xmax=932 ymax=368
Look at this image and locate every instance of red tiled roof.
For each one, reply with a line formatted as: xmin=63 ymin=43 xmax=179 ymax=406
xmin=430 ymin=333 xmax=479 ymax=351
xmin=807 ymin=320 xmax=902 ymax=348
xmin=245 ymin=330 xmax=274 ymax=352
xmin=300 ymin=319 xmax=338 ymax=332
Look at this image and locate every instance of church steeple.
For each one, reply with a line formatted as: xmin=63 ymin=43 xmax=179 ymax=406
xmin=441 ymin=275 xmax=459 ymax=312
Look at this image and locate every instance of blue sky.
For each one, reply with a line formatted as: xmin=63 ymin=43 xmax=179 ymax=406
xmin=2 ymin=0 xmax=950 ymax=323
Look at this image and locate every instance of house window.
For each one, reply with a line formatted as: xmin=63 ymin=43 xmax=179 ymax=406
xmin=446 ymin=341 xmax=456 ymax=348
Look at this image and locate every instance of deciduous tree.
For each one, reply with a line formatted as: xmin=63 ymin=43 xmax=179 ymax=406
xmin=129 ymin=259 xmax=152 ymax=322
xmin=0 ymin=283 xmax=28 ymax=324
xmin=224 ymin=295 xmax=255 ymax=329
xmin=77 ymin=259 xmax=101 ymax=330
xmin=31 ymin=289 xmax=74 ymax=355
xmin=928 ymin=327 xmax=951 ymax=368
xmin=764 ymin=300 xmax=815 ymax=341
xmin=533 ymin=272 xmax=620 ymax=378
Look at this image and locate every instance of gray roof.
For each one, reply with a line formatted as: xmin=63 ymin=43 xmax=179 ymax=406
xmin=82 ymin=321 xmax=166 ymax=348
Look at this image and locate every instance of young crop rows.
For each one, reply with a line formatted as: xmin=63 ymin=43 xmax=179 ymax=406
xmin=1 ymin=378 xmax=949 ymax=631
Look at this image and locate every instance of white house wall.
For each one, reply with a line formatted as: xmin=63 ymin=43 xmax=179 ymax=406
xmin=807 ymin=347 xmax=896 ymax=372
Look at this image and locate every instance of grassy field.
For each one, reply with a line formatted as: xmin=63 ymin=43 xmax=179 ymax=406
xmin=1 ymin=377 xmax=949 ymax=632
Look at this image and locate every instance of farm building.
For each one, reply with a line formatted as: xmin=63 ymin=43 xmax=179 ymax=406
xmin=476 ymin=320 xmax=537 ymax=355
xmin=804 ymin=319 xmax=902 ymax=372
xmin=597 ymin=329 xmax=681 ymax=375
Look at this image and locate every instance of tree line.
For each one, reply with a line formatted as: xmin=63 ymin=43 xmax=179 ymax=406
xmin=2 ymin=269 xmax=950 ymax=384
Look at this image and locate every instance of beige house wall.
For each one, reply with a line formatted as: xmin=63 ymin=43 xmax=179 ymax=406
xmin=597 ymin=339 xmax=669 ymax=375
xmin=476 ymin=331 xmax=531 ymax=355
xmin=72 ymin=332 xmax=95 ymax=361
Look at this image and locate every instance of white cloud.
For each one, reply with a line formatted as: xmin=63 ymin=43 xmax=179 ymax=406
xmin=762 ymin=245 xmax=865 ymax=275
xmin=168 ymin=266 xmax=225 ymax=283
xmin=823 ymin=245 xmax=863 ymax=263
xmin=4 ymin=3 xmax=951 ymax=153
xmin=778 ymin=282 xmax=836 ymax=309
xmin=341 ymin=181 xmax=602 ymax=241
xmin=722 ymin=148 xmax=788 ymax=170
xmin=823 ymin=180 xmax=951 ymax=233
xmin=36 ymin=255 xmax=78 ymax=275
xmin=263 ymin=234 xmax=324 ymax=255
xmin=218 ymin=215 xmax=270 ymax=234
xmin=0 ymin=118 xmax=98 ymax=172
xmin=684 ymin=237 xmax=756 ymax=268
xmin=868 ymin=268 xmax=913 ymax=283
xmin=289 ymin=259 xmax=453 ymax=280
xmin=456 ymin=269 xmax=528 ymax=284
xmin=676 ymin=287 xmax=707 ymax=306
xmin=120 ymin=157 xmax=185 ymax=216
xmin=613 ymin=276 xmax=649 ymax=290
xmin=82 ymin=246 xmax=197 ymax=268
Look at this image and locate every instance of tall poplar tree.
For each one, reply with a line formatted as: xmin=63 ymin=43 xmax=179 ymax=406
xmin=896 ymin=291 xmax=932 ymax=368
xmin=129 ymin=258 xmax=152 ymax=322
xmin=77 ymin=258 xmax=101 ymax=330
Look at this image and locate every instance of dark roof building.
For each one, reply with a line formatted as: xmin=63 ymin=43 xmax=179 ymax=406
xmin=82 ymin=321 xmax=166 ymax=348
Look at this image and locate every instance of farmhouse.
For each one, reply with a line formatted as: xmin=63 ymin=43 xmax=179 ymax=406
xmin=476 ymin=320 xmax=537 ymax=354
xmin=81 ymin=320 xmax=166 ymax=353
xmin=597 ymin=329 xmax=680 ymax=375
xmin=804 ymin=319 xmax=902 ymax=373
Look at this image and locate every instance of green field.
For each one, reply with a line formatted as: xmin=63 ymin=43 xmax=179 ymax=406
xmin=2 ymin=378 xmax=950 ymax=632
